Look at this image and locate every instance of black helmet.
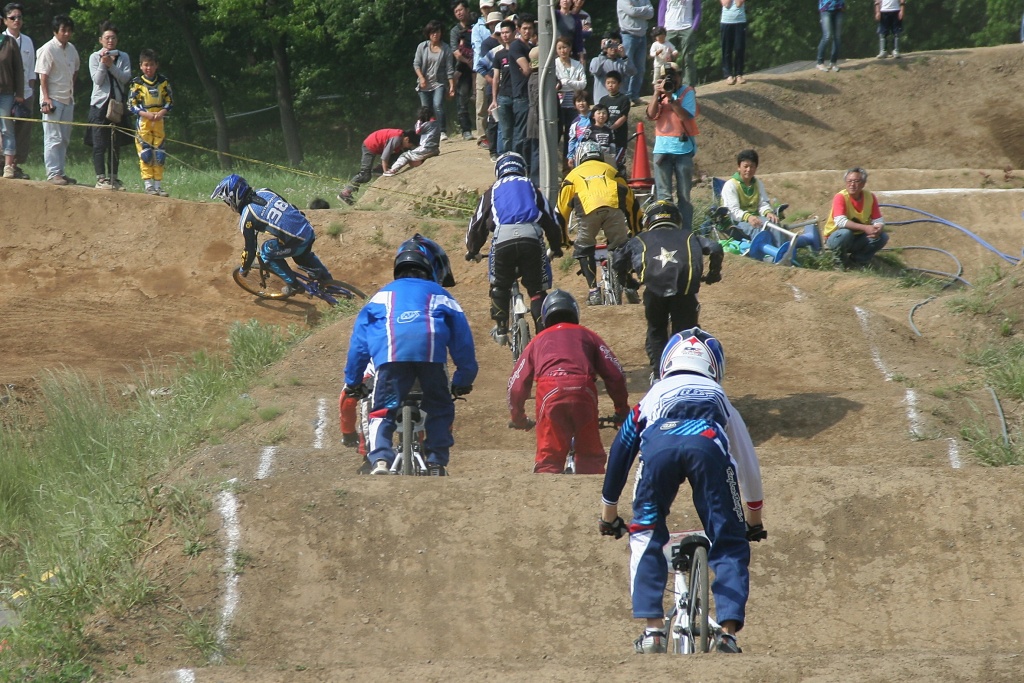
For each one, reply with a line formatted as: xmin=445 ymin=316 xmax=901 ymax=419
xmin=394 ymin=234 xmax=456 ymax=286
xmin=642 ymin=200 xmax=683 ymax=231
xmin=394 ymin=248 xmax=434 ymax=281
xmin=541 ymin=289 xmax=579 ymax=326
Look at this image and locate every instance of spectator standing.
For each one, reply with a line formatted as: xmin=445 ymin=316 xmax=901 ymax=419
xmin=646 ymin=63 xmax=698 ymax=204
xmin=491 ymin=16 xmax=532 ymax=157
xmin=720 ymin=0 xmax=748 ymax=85
xmin=554 ymin=36 xmax=586 ymax=160
xmin=816 ymin=0 xmax=844 ymax=72
xmin=617 ymin=0 xmax=654 ymax=106
xmin=589 ymin=33 xmax=635 ymax=102
xmin=451 ymin=1 xmax=476 ymax=140
xmin=127 ymin=48 xmax=172 ymax=196
xmin=823 ymin=167 xmax=888 ymax=267
xmin=87 ymin=22 xmax=131 ymax=190
xmin=648 ymin=26 xmax=678 ymax=88
xmin=598 ymin=70 xmax=631 ymax=172
xmin=565 ymin=88 xmax=592 ymax=168
xmin=35 ymin=14 xmax=79 ymax=186
xmin=3 ymin=3 xmax=33 ymax=179
xmin=414 ymin=20 xmax=456 ymax=142
xmin=555 ymin=0 xmax=586 ymax=61
xmin=660 ymin=0 xmax=701 ymax=88
xmin=472 ymin=0 xmax=498 ymax=142
xmin=875 ymin=0 xmax=905 ymax=58
xmin=0 ymin=12 xmax=22 ymax=179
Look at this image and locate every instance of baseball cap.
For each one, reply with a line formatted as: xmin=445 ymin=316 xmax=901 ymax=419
xmin=486 ymin=10 xmax=503 ymax=24
xmin=479 ymin=0 xmax=495 ymax=8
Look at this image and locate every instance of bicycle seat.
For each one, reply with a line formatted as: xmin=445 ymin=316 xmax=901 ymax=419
xmin=668 ymin=531 xmax=711 ymax=571
xmin=402 ymin=390 xmax=423 ymax=406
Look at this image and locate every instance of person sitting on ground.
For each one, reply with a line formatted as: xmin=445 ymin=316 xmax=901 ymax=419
xmin=386 ymin=106 xmax=441 ymax=176
xmin=465 ymin=152 xmax=566 ymax=345
xmin=612 ymin=200 xmax=723 ymax=381
xmin=599 ymin=327 xmax=766 ymax=655
xmin=337 ymin=128 xmax=419 ymax=205
xmin=343 ymin=238 xmax=477 ymax=477
xmin=720 ymin=148 xmax=779 ymax=239
xmin=508 ymin=289 xmax=630 ymax=474
xmin=557 ymin=140 xmax=641 ymax=306
xmin=823 ymin=166 xmax=888 ymax=267
xmin=212 ymin=174 xmax=333 ymax=297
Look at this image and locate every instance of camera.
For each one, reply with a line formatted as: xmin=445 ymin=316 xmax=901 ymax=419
xmin=661 ymin=75 xmax=677 ymax=92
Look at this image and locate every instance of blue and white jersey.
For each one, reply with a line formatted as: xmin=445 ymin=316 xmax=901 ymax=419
xmin=602 ymin=373 xmax=763 ymax=507
xmin=239 ymin=189 xmax=315 ymax=262
xmin=466 ymin=175 xmax=566 ymax=254
xmin=344 ymin=277 xmax=478 ymax=389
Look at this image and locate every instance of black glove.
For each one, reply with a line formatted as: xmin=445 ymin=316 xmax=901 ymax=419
xmin=343 ymin=383 xmax=370 ymax=400
xmin=599 ymin=516 xmax=628 ymax=539
xmin=508 ymin=417 xmax=536 ymax=431
xmin=704 ymin=270 xmax=722 ymax=285
xmin=613 ymin=411 xmax=628 ymax=427
xmin=551 ymin=249 xmax=564 ymax=259
xmin=465 ymin=251 xmax=478 ymax=262
xmin=746 ymin=523 xmax=768 ymax=542
xmin=451 ymin=384 xmax=473 ymax=397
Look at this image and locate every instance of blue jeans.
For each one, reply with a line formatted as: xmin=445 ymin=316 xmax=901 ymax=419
xmin=652 ymin=151 xmax=694 ymax=205
xmin=621 ymin=33 xmax=647 ymax=100
xmin=826 ymin=228 xmax=888 ymax=265
xmin=0 ymin=93 xmax=14 ymax=157
xmin=418 ymin=87 xmax=446 ymax=136
xmin=42 ymin=100 xmax=74 ymax=179
xmin=817 ymin=11 xmax=843 ymax=64
xmin=496 ymin=94 xmax=529 ymax=156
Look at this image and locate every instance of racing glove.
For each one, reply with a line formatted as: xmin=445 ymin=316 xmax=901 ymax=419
xmin=239 ymin=251 xmax=250 ymax=275
xmin=451 ymin=384 xmax=473 ymax=397
xmin=343 ymin=383 xmax=370 ymax=400
xmin=612 ymin=411 xmax=629 ymax=427
xmin=465 ymin=251 xmax=478 ymax=262
xmin=599 ymin=516 xmax=628 ymax=539
xmin=746 ymin=523 xmax=768 ymax=542
xmin=704 ymin=269 xmax=722 ymax=285
xmin=508 ymin=417 xmax=536 ymax=431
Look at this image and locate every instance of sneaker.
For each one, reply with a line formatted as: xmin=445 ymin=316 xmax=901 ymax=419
xmin=587 ymin=289 xmax=601 ymax=306
xmin=342 ymin=432 xmax=359 ymax=448
xmin=337 ymin=188 xmax=355 ymax=206
xmin=490 ymin=325 xmax=509 ymax=347
xmin=156 ymin=188 xmax=169 ymax=197
xmin=477 ymin=136 xmax=489 ymax=148
xmin=830 ymin=63 xmax=840 ymax=72
xmin=2 ymin=164 xmax=14 ymax=179
xmin=382 ymin=171 xmax=396 ymax=177
xmin=356 ymin=457 xmax=373 ymax=475
xmin=111 ymin=177 xmax=124 ymax=190
xmin=47 ymin=175 xmax=68 ymax=186
xmin=717 ymin=633 xmax=742 ymax=654
xmin=624 ymin=288 xmax=640 ymax=304
xmin=370 ymin=460 xmax=390 ymax=475
xmin=281 ymin=281 xmax=305 ymax=297
xmin=892 ymin=50 xmax=901 ymax=58
xmin=634 ymin=630 xmax=667 ymax=654
xmin=736 ymin=75 xmax=747 ymax=84
xmin=877 ymin=51 xmax=888 ymax=59
xmin=725 ymin=75 xmax=736 ymax=85
xmin=462 ymin=131 xmax=475 ymax=141
xmin=352 ymin=172 xmax=371 ymax=184
xmin=426 ymin=463 xmax=448 ymax=477
xmin=440 ymin=132 xmax=449 ymax=142
xmin=816 ymin=63 xmax=829 ymax=72
xmin=63 ymin=175 xmax=77 ymax=185
xmin=489 ymin=152 xmax=498 ymax=162
xmin=630 ymin=98 xmax=645 ymax=107
xmin=145 ymin=186 xmax=159 ymax=195
xmin=13 ymin=166 xmax=29 ymax=180
xmin=95 ymin=177 xmax=113 ymax=190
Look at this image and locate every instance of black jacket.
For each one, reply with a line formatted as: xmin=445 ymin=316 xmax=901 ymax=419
xmin=613 ymin=227 xmax=723 ymax=298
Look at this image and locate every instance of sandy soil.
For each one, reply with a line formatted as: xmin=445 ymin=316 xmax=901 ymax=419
xmin=4 ymin=46 xmax=1024 ymax=681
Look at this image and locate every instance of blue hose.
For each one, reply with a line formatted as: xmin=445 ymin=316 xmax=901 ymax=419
xmin=880 ymin=203 xmax=1020 ymax=265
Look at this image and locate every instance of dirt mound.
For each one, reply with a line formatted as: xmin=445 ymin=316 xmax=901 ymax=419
xmin=5 ymin=46 xmax=1024 ymax=681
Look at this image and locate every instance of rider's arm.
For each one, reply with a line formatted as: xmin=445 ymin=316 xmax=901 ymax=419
xmin=601 ymin=405 xmax=643 ymax=505
xmin=240 ymin=212 xmax=258 ymax=271
xmin=466 ymin=188 xmax=495 ymax=256
xmin=591 ymin=335 xmax=630 ymax=416
xmin=445 ymin=302 xmax=479 ymax=388
xmin=723 ymin=399 xmax=765 ymax=516
xmin=535 ymin=187 xmax=568 ymax=251
xmin=343 ymin=306 xmax=373 ymax=387
xmin=507 ymin=348 xmax=535 ymax=423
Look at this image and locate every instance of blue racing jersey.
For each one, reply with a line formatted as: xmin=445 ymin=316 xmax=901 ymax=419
xmin=466 ymin=175 xmax=567 ymax=254
xmin=344 ymin=277 xmax=479 ymax=388
xmin=239 ymin=189 xmax=315 ymax=270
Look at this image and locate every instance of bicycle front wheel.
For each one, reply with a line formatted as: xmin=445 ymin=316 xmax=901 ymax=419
xmin=689 ymin=545 xmax=711 ymax=653
xmin=605 ymin=266 xmax=623 ymax=305
xmin=233 ymin=266 xmax=289 ymax=300
xmin=400 ymin=404 xmax=414 ymax=476
xmin=321 ymin=279 xmax=367 ymax=302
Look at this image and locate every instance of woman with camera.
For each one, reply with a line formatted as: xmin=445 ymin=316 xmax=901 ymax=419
xmin=87 ymin=21 xmax=130 ymax=190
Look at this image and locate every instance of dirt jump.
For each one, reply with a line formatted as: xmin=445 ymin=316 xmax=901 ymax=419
xmin=3 ymin=45 xmax=1024 ymax=681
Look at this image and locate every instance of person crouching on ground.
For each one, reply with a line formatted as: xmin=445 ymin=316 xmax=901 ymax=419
xmin=508 ymin=289 xmax=630 ymax=474
xmin=823 ymin=166 xmax=888 ymax=267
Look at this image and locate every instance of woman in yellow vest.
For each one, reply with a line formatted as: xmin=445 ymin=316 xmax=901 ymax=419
xmin=721 ymin=149 xmax=779 ymax=239
xmin=823 ymin=167 xmax=887 ymax=266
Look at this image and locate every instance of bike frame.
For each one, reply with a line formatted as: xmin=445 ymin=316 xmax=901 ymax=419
xmin=392 ymin=391 xmax=428 ymax=475
xmin=508 ymin=282 xmax=532 ymax=361
xmin=593 ymin=244 xmax=623 ymax=306
xmin=664 ymin=530 xmax=722 ymax=654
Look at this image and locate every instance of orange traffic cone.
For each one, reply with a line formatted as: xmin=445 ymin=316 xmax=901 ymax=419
xmin=628 ymin=121 xmax=654 ymax=193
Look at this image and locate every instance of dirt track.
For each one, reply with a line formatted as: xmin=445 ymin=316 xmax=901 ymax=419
xmin=4 ymin=46 xmax=1024 ymax=680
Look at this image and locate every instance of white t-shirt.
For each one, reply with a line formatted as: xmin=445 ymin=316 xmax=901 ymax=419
xmin=664 ymin=0 xmax=695 ymax=31
xmin=879 ymin=0 xmax=900 ymax=11
xmin=36 ymin=36 xmax=79 ymax=105
xmin=649 ymin=39 xmax=678 ymax=69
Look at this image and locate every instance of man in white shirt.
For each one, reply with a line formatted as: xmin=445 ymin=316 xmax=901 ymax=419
xmin=659 ymin=0 xmax=701 ymax=88
xmin=35 ymin=13 xmax=78 ymax=185
xmin=2 ymin=2 xmax=33 ymax=178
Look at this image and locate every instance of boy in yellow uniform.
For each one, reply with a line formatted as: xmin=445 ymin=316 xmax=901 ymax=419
xmin=127 ymin=48 xmax=172 ymax=196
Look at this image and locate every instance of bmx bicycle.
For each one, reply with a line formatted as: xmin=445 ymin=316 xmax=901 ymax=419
xmin=506 ymin=281 xmax=533 ymax=361
xmin=663 ymin=530 xmax=721 ymax=654
xmin=563 ymin=416 xmax=620 ymax=474
xmin=594 ymin=243 xmax=634 ymax=306
xmin=233 ymin=254 xmax=367 ymax=306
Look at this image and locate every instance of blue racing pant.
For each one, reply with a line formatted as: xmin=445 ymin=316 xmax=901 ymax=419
xmin=259 ymin=236 xmax=331 ymax=284
xmin=367 ymin=362 xmax=455 ymax=467
xmin=628 ymin=429 xmax=750 ymax=628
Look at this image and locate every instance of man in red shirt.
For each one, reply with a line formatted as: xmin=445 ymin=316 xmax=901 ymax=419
xmin=508 ymin=289 xmax=630 ymax=474
xmin=338 ymin=127 xmax=419 ymax=205
xmin=822 ymin=166 xmax=887 ymax=267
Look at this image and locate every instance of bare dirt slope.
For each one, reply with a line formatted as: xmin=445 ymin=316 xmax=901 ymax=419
xmin=4 ymin=46 xmax=1024 ymax=681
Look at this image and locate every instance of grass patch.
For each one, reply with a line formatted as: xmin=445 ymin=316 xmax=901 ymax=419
xmin=960 ymin=420 xmax=1023 ymax=466
xmin=257 ymin=406 xmax=284 ymax=421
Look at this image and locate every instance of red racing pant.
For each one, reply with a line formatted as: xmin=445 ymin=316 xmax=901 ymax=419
xmin=534 ymin=376 xmax=606 ymax=474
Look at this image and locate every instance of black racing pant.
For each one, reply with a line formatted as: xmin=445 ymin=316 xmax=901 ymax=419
xmin=490 ymin=238 xmax=548 ymax=332
xmin=644 ymin=288 xmax=700 ymax=368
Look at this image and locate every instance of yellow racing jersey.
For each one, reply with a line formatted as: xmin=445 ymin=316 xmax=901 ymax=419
xmin=557 ymin=159 xmax=641 ymax=233
xmin=127 ymin=73 xmax=173 ymax=116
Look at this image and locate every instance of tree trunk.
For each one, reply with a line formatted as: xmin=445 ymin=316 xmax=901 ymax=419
xmin=271 ymin=34 xmax=303 ymax=166
xmin=167 ymin=5 xmax=233 ymax=168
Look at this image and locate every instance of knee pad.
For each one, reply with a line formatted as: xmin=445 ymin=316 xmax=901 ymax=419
xmin=154 ymin=148 xmax=167 ymax=166
xmin=489 ymin=285 xmax=509 ymax=303
xmin=139 ymin=146 xmax=153 ymax=164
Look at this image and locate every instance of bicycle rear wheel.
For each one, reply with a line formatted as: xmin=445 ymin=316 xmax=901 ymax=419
xmin=689 ymin=545 xmax=711 ymax=653
xmin=400 ymin=404 xmax=414 ymax=476
xmin=511 ymin=317 xmax=531 ymax=361
xmin=605 ymin=265 xmax=623 ymax=305
xmin=321 ymin=279 xmax=367 ymax=302
xmin=232 ymin=266 xmax=289 ymax=300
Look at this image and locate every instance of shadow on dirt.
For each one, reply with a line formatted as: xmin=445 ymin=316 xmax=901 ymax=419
xmin=732 ymin=392 xmax=862 ymax=444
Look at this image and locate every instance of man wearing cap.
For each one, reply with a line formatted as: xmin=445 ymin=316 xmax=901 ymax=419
xmin=472 ymin=0 xmax=497 ymax=142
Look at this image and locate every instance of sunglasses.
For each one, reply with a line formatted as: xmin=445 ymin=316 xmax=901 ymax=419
xmin=6 ymin=15 xmax=22 ymax=20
